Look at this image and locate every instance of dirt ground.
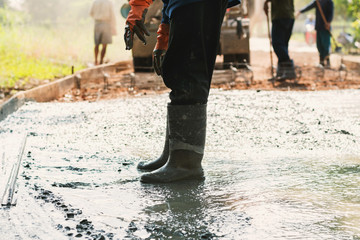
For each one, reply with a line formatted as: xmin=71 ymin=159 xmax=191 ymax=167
xmin=56 ymin=50 xmax=360 ymax=103
xmin=1 ymin=50 xmax=359 ymax=105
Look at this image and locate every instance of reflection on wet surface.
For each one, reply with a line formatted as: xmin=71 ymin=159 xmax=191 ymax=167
xmin=0 ymin=89 xmax=359 ymax=239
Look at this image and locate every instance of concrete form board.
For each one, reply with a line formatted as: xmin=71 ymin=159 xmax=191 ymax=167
xmin=0 ymin=75 xmax=76 ymax=121
xmin=0 ymin=61 xmax=132 ymax=122
xmin=342 ymin=59 xmax=360 ymax=71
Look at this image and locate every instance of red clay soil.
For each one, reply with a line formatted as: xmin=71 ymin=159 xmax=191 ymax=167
xmin=1 ymin=50 xmax=359 ymax=105
xmin=57 ymin=50 xmax=360 ymax=102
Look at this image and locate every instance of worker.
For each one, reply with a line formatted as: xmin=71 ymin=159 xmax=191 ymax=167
xmin=296 ymin=0 xmax=334 ymax=68
xmin=124 ymin=0 xmax=241 ymax=183
xmin=304 ymin=14 xmax=316 ymax=45
xmin=264 ymin=0 xmax=296 ymax=81
xmin=90 ymin=0 xmax=117 ymax=65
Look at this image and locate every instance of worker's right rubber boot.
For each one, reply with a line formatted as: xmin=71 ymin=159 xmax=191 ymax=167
xmin=277 ymin=60 xmax=296 ymax=81
xmin=324 ymin=56 xmax=331 ymax=69
xmin=275 ymin=62 xmax=284 ymax=79
xmin=319 ymin=57 xmax=325 ymax=68
xmin=140 ymin=104 xmax=206 ymax=183
xmin=137 ymin=119 xmax=169 ymax=171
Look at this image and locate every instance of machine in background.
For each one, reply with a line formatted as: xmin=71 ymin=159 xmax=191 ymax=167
xmin=121 ymin=0 xmax=252 ymax=72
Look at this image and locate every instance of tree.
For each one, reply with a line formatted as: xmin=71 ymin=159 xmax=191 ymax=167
xmin=333 ymin=0 xmax=349 ymax=18
xmin=348 ymin=0 xmax=360 ymax=40
xmin=23 ymin=0 xmax=63 ymax=24
xmin=23 ymin=0 xmax=93 ymax=25
xmin=0 ymin=0 xmax=6 ymax=8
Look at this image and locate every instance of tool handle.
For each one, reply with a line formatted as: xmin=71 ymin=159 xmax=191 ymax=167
xmin=315 ymin=0 xmax=340 ymax=49
xmin=266 ymin=12 xmax=274 ymax=77
xmin=315 ymin=0 xmax=328 ymax=25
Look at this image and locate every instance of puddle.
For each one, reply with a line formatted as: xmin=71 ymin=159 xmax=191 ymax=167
xmin=0 ymin=89 xmax=359 ymax=239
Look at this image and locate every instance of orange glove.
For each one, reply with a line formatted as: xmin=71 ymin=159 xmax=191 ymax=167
xmin=124 ymin=0 xmax=152 ymax=50
xmin=153 ymin=23 xmax=169 ymax=76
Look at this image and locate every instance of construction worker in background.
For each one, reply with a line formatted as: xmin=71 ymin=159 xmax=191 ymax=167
xmin=90 ymin=0 xmax=117 ymax=65
xmin=124 ymin=0 xmax=241 ymax=183
xmin=304 ymin=14 xmax=316 ymax=45
xmin=296 ymin=0 xmax=334 ymax=68
xmin=264 ymin=0 xmax=296 ymax=81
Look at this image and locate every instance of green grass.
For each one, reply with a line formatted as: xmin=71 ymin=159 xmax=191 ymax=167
xmin=0 ymin=25 xmax=86 ymax=89
xmin=0 ymin=21 xmax=131 ymax=90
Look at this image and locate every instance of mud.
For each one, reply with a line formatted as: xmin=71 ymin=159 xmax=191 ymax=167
xmin=1 ymin=89 xmax=360 ymax=239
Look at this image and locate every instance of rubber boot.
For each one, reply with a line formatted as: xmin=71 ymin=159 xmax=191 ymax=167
xmin=324 ymin=56 xmax=331 ymax=69
xmin=278 ymin=60 xmax=296 ymax=80
xmin=137 ymin=118 xmax=169 ymax=171
xmin=140 ymin=104 xmax=206 ymax=183
xmin=275 ymin=62 xmax=284 ymax=79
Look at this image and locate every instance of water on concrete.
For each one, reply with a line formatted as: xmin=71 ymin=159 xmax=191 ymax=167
xmin=0 ymin=89 xmax=359 ymax=239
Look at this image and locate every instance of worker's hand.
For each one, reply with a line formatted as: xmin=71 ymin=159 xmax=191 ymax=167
xmin=325 ymin=22 xmax=331 ymax=31
xmin=295 ymin=11 xmax=301 ymax=19
xmin=124 ymin=0 xmax=152 ymax=50
xmin=263 ymin=0 xmax=270 ymax=16
xmin=153 ymin=23 xmax=169 ymax=76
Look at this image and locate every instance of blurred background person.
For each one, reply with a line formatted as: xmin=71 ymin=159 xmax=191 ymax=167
xmin=304 ymin=14 xmax=316 ymax=45
xmin=296 ymin=0 xmax=334 ymax=68
xmin=264 ymin=0 xmax=296 ymax=82
xmin=90 ymin=0 xmax=117 ymax=65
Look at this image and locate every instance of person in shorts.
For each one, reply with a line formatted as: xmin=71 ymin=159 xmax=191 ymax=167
xmin=90 ymin=0 xmax=117 ymax=65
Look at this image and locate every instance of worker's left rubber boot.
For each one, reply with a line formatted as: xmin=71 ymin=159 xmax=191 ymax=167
xmin=140 ymin=104 xmax=206 ymax=183
xmin=278 ymin=60 xmax=296 ymax=80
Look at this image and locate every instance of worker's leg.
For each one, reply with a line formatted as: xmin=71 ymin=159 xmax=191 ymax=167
xmin=141 ymin=0 xmax=228 ymax=183
xmin=100 ymin=44 xmax=107 ymax=64
xmin=317 ymin=30 xmax=331 ymax=67
xmin=272 ymin=18 xmax=294 ymax=63
xmin=161 ymin=0 xmax=227 ymax=105
xmin=94 ymin=45 xmax=99 ymax=65
xmin=272 ymin=18 xmax=296 ymax=80
xmin=94 ymin=21 xmax=102 ymax=66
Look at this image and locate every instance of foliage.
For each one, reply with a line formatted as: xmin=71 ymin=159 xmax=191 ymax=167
xmin=0 ymin=0 xmax=6 ymax=8
xmin=0 ymin=9 xmax=86 ymax=89
xmin=347 ymin=0 xmax=360 ymax=40
xmin=0 ymin=27 xmax=78 ymax=89
xmin=331 ymin=0 xmax=360 ymax=41
xmin=0 ymin=6 xmax=28 ymax=26
xmin=333 ymin=0 xmax=349 ymax=18
xmin=23 ymin=0 xmax=93 ymax=25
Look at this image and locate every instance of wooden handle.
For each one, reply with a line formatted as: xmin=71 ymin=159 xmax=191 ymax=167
xmin=315 ymin=0 xmax=328 ymax=25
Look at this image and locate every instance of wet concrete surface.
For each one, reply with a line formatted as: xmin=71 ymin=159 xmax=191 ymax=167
xmin=0 ymin=89 xmax=360 ymax=239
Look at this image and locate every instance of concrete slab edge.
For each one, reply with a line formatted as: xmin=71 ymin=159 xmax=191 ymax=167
xmin=0 ymin=61 xmax=130 ymax=122
xmin=342 ymin=59 xmax=360 ymax=71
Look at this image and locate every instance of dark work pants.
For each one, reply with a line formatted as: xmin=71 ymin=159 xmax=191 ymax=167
xmin=317 ymin=29 xmax=331 ymax=60
xmin=161 ymin=0 xmax=228 ymax=105
xmin=271 ymin=18 xmax=294 ymax=63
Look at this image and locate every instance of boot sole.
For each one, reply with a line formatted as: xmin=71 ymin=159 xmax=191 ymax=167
xmin=140 ymin=175 xmax=205 ymax=184
xmin=140 ymin=168 xmax=205 ymax=183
